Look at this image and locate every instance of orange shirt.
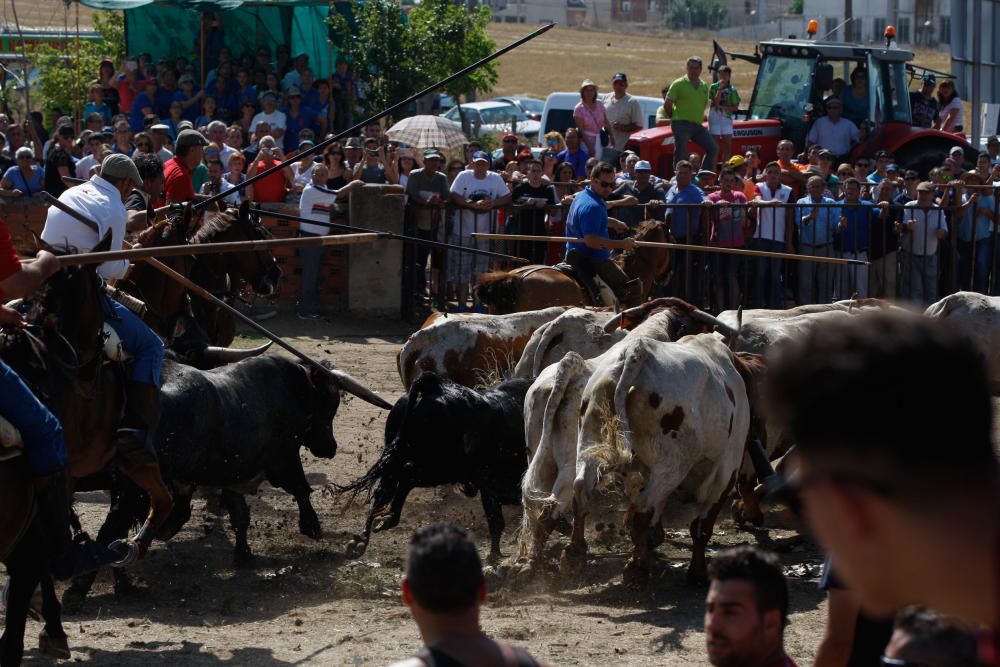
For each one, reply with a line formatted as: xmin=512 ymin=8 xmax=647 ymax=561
xmin=250 ymin=160 xmax=288 ymax=203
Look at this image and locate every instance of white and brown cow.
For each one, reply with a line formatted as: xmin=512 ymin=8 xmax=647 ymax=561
xmin=396 ymin=307 xmax=567 ymax=389
xmin=516 ymin=301 xmax=737 ymax=571
xmin=925 ymin=292 xmax=1000 ymax=394
xmin=566 ymin=334 xmax=756 ymax=585
xmin=512 ymin=308 xmax=622 ymax=380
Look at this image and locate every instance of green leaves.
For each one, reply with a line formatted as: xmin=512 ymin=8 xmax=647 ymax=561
xmin=328 ymin=0 xmax=496 ymax=124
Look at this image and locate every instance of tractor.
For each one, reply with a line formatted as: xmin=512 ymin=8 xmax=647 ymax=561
xmin=626 ymin=26 xmax=975 ymax=177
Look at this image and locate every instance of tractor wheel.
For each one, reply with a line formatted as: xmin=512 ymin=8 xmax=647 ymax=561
xmin=895 ymin=138 xmax=970 ymax=177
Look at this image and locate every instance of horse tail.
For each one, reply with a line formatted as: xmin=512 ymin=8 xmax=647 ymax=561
xmin=475 ymin=271 xmax=520 ymax=313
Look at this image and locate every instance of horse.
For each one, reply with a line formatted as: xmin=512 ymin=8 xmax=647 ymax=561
xmin=474 ymin=220 xmax=671 ymax=314
xmin=187 ymin=204 xmax=282 ymax=346
xmin=1 ymin=235 xmax=174 ymax=665
xmin=121 ymin=205 xmax=278 ymax=358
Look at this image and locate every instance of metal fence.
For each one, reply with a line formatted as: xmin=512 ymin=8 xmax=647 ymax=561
xmin=399 ymin=191 xmax=996 ymax=320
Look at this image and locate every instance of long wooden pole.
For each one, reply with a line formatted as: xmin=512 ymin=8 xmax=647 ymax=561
xmin=193 ymin=22 xmax=555 ymax=211
xmin=470 ymin=233 xmax=869 ymax=266
xmin=38 ymin=194 xmax=394 ymax=409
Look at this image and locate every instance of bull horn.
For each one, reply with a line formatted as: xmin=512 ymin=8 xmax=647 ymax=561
xmin=689 ymin=308 xmax=739 ymax=338
xmin=201 ymin=341 xmax=273 ymax=364
xmin=326 ymin=367 xmax=393 ymax=410
xmin=603 ymin=312 xmax=625 ymax=332
xmin=727 ymin=306 xmax=743 ymax=351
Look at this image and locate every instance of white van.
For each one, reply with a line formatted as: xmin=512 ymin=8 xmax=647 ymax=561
xmin=538 ymin=92 xmax=663 ymax=145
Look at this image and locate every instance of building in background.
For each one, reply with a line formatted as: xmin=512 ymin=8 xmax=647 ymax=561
xmin=802 ymin=0 xmax=951 ymax=46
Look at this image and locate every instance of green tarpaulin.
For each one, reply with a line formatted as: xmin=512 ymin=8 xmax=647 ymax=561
xmin=78 ymin=0 xmax=342 ymax=78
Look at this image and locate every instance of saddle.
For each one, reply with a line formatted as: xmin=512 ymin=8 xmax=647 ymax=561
xmin=551 ymin=264 xmax=615 ymax=307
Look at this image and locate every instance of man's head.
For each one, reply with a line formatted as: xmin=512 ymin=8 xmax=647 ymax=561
xmin=768 ymin=313 xmax=996 ymax=617
xmin=132 ymin=151 xmax=164 ymax=197
xmin=470 ymin=150 xmax=490 ymax=177
xmin=634 ymin=160 xmax=652 ymax=186
xmin=705 ymin=546 xmax=789 ymax=667
xmin=776 ymin=140 xmax=794 ymax=162
xmin=763 ymin=160 xmax=781 ymax=187
xmin=612 ymin=71 xmax=628 ymax=96
xmin=501 ymin=132 xmax=518 ymax=155
xmin=841 ymin=177 xmax=861 ymax=202
xmin=86 ymin=132 xmax=104 ymax=158
xmin=717 ymin=64 xmax=732 ymax=82
xmin=206 ymin=120 xmax=227 ymax=145
xmin=261 ymin=93 xmax=277 ymax=113
xmin=688 ymin=152 xmax=703 ymax=171
xmin=589 ymin=161 xmax=616 ymax=199
xmin=206 ymin=159 xmax=224 ymax=183
xmin=806 ymin=175 xmax=825 ymax=199
xmin=422 ymin=148 xmax=443 ymax=173
xmin=525 ymin=158 xmax=544 ymax=184
xmin=916 ymin=179 xmax=936 ymax=203
xmin=875 ymin=150 xmax=893 ymax=172
xmin=565 ymin=127 xmax=580 ymax=151
xmin=921 ymin=74 xmax=937 ymax=96
xmin=853 ymin=156 xmax=870 ymax=178
xmin=402 ymin=523 xmax=485 ymax=619
xmin=675 ymin=160 xmax=695 ymax=187
xmin=99 ymin=154 xmax=143 ymax=201
xmin=719 ymin=168 xmax=737 ymax=192
xmin=310 ymin=162 xmax=328 ymax=186
xmin=686 ymin=56 xmax=703 ymax=81
xmin=175 ymin=129 xmax=209 ymax=167
xmin=287 ymin=86 xmax=302 ymax=107
xmin=253 ymin=121 xmax=271 ymax=143
xmin=824 ymin=96 xmax=843 ymax=120
xmin=884 ymin=607 xmax=978 ymax=667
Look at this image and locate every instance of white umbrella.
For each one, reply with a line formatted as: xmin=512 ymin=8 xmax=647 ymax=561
xmin=385 ymin=115 xmax=468 ymax=150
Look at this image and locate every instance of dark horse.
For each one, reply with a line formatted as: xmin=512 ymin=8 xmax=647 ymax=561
xmin=0 ymin=235 xmax=173 ymax=666
xmin=123 ymin=203 xmax=282 ymax=348
xmin=475 ymin=220 xmax=671 ymax=314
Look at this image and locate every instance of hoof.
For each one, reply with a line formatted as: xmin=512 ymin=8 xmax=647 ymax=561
xmin=559 ymin=544 xmax=587 ymax=573
xmin=345 ymin=537 xmax=369 ymax=559
xmin=233 ymin=549 xmax=256 ymax=570
xmin=622 ymin=559 xmax=649 ymax=589
xmin=60 ymin=587 xmax=87 ymax=615
xmin=38 ymin=629 xmax=70 ymax=660
xmin=299 ymin=517 xmax=322 ymax=540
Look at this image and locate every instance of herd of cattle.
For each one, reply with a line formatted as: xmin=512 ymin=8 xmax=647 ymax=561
xmin=67 ymin=291 xmax=1000 ymax=604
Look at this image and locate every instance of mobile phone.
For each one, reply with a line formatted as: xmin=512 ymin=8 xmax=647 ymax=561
xmin=366 ymin=148 xmax=378 ymax=157
xmin=126 ymin=59 xmax=138 ymax=72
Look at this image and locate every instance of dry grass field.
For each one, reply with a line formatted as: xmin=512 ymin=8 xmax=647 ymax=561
xmin=486 ymin=22 xmax=959 ymax=120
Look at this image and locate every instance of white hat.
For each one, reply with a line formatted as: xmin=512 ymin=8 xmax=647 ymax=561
xmin=634 ymin=160 xmax=652 ymax=171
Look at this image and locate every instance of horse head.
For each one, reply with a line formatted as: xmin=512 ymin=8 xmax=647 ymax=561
xmin=190 ymin=203 xmax=281 ymax=299
xmin=620 ymin=219 xmax=670 ymax=293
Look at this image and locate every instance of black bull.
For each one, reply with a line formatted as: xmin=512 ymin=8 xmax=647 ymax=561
xmin=66 ymin=354 xmax=364 ymax=603
xmin=340 ymin=372 xmax=532 ymax=561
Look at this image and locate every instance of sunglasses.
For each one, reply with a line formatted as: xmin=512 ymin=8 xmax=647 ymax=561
xmin=503 ymin=138 xmax=517 ymax=144
xmin=594 ymin=179 xmax=615 ymax=189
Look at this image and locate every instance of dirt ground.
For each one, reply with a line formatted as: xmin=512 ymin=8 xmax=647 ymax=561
xmin=5 ymin=308 xmax=832 ymax=666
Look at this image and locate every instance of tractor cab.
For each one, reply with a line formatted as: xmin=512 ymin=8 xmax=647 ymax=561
xmin=743 ymin=38 xmax=914 ymax=150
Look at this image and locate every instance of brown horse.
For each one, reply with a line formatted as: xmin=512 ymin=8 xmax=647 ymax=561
xmin=475 ymin=220 xmax=671 ymax=314
xmin=1 ymin=236 xmax=174 ymax=665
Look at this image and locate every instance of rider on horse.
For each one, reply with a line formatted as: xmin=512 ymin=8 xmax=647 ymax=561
xmin=0 ymin=217 xmax=97 ymax=578
xmin=40 ymin=154 xmax=165 ymax=463
xmin=564 ymin=161 xmax=643 ymax=308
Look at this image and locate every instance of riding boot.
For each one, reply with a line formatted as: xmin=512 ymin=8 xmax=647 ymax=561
xmin=114 ymin=380 xmax=161 ymax=467
xmin=621 ymin=278 xmax=644 ymax=308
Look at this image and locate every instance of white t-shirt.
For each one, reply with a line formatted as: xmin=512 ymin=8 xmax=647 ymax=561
xmin=291 ymin=161 xmax=315 ymax=190
xmin=753 ymin=182 xmax=793 ymax=241
xmin=940 ymin=97 xmax=964 ymax=131
xmin=251 ymin=109 xmax=287 ymax=132
xmin=806 ymin=116 xmax=860 ymax=156
xmin=903 ymin=201 xmax=948 ymax=256
xmin=75 ymin=154 xmax=100 ymax=180
xmin=298 ymin=183 xmax=337 ymax=235
xmin=450 ymin=169 xmax=509 ymax=236
xmin=41 ymin=175 xmax=129 ymax=279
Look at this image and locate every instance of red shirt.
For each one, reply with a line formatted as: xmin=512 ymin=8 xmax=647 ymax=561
xmin=250 ymin=160 xmax=288 ymax=203
xmin=163 ymin=156 xmax=195 ymax=204
xmin=0 ymin=220 xmax=22 ymax=300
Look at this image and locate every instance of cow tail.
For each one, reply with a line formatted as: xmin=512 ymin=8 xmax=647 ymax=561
xmin=613 ymin=338 xmax=652 ymax=459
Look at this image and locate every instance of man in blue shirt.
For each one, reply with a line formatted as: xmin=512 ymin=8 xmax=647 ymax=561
xmin=953 ymin=171 xmax=997 ymax=293
xmin=665 ymin=159 xmax=709 ymax=304
xmin=796 ymin=175 xmax=841 ymax=304
xmin=556 ymin=128 xmax=590 ymax=179
xmin=835 ymin=177 xmax=886 ymax=299
xmin=565 ymin=161 xmax=642 ymax=306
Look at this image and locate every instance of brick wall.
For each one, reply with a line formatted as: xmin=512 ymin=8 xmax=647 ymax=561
xmin=3 ymin=197 xmax=350 ymax=311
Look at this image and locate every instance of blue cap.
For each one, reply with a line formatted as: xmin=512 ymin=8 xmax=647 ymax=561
xmin=886 ymin=163 xmax=901 ymax=173
xmin=471 ymin=150 xmax=490 ymax=163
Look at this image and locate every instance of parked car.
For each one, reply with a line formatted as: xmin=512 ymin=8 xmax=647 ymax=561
xmin=491 ymin=96 xmax=545 ymax=120
xmin=442 ymin=100 xmax=541 ymax=141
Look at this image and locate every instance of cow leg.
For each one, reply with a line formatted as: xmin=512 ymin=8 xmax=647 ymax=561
xmin=346 ymin=484 xmax=412 ymax=559
xmin=689 ymin=476 xmax=736 ymax=584
xmin=559 ymin=495 xmax=590 ymax=572
xmin=36 ymin=575 xmax=69 ymax=660
xmin=268 ymin=461 xmax=320 ymax=539
xmin=732 ymin=473 xmax=764 ymax=527
xmin=623 ymin=507 xmax=655 ymax=589
xmin=220 ymin=490 xmax=254 ymax=568
xmin=480 ymin=491 xmax=506 ymax=563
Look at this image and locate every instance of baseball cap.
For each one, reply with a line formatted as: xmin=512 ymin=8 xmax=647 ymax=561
xmin=923 ymin=74 xmax=937 ymax=85
xmin=989 ymin=135 xmax=1000 ymax=145
xmin=697 ymin=169 xmax=717 ymax=179
xmin=150 ymin=123 xmax=170 ymax=132
xmin=178 ymin=74 xmax=195 ymax=85
xmin=916 ymin=181 xmax=936 ymax=192
xmin=344 ymin=137 xmax=363 ymax=148
xmin=634 ymin=160 xmax=652 ymax=171
xmin=175 ymin=129 xmax=209 ymax=153
xmin=817 ymin=149 xmax=834 ymax=160
xmin=471 ymin=150 xmax=490 ymax=163
xmin=100 ymin=154 xmax=142 ymax=184
xmin=287 ymin=85 xmax=302 ymax=97
xmin=824 ymin=97 xmax=843 ymax=108
xmin=612 ymin=72 xmax=628 ymax=83
xmin=423 ymin=147 xmax=444 ymax=160
xmin=949 ymin=145 xmax=964 ymax=155
xmin=177 ymin=120 xmax=194 ymax=131
xmin=727 ymin=154 xmax=747 ymax=167
xmin=886 ymin=163 xmax=901 ymax=173
xmin=298 ymin=139 xmax=315 ymax=149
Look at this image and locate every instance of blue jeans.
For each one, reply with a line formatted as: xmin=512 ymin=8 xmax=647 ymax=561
xmin=101 ymin=295 xmax=164 ymax=386
xmin=298 ymin=233 xmax=324 ymax=315
xmin=671 ymin=120 xmax=718 ymax=170
xmin=0 ymin=359 xmax=67 ymax=475
xmin=958 ymin=238 xmax=993 ymax=294
xmin=900 ymin=251 xmax=939 ymax=304
xmin=750 ymin=238 xmax=784 ymax=308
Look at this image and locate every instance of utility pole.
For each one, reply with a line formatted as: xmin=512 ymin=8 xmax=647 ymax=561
xmin=971 ymin=0 xmax=982 ymax=145
xmin=888 ymin=0 xmax=899 ymax=35
xmin=844 ymin=0 xmax=853 ymax=40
